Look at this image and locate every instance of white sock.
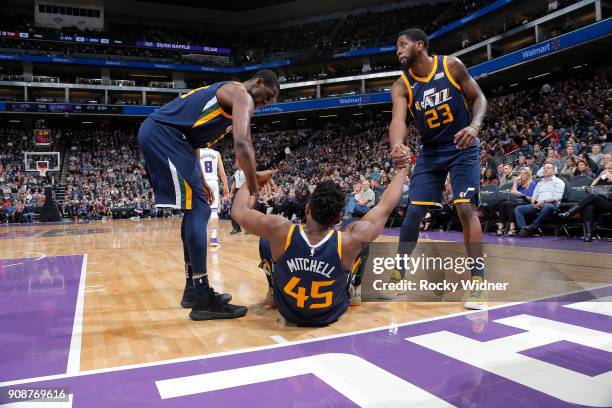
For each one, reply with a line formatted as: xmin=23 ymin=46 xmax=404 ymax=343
xmin=211 ymin=212 xmax=218 ymax=239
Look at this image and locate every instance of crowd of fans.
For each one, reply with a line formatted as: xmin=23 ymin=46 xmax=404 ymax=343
xmin=62 ymin=128 xmax=157 ymax=220
xmin=1 ymin=71 xmax=609 ymax=240
xmin=480 ymin=72 xmax=610 ymax=176
xmin=0 ymin=125 xmax=160 ymax=222
xmin=0 ymin=127 xmax=55 ymax=223
xmin=222 ymin=71 xmax=611 ymax=238
xmin=220 ymin=119 xmax=403 ymax=223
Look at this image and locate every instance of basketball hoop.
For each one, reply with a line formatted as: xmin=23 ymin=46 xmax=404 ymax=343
xmin=37 ymin=161 xmax=48 ymax=178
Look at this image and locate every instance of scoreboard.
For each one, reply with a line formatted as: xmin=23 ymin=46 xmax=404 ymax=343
xmin=34 ymin=129 xmax=51 ymax=146
xmin=7 ymin=103 xmax=123 ymax=114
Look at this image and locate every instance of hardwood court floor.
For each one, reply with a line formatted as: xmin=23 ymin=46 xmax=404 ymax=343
xmin=1 ymin=218 xmax=610 ymax=372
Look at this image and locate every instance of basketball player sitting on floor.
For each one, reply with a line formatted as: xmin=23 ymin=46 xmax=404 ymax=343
xmin=231 ymin=166 xmax=408 ymax=326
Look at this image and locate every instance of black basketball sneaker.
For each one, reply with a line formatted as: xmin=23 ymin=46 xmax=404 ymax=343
xmin=181 ymin=286 xmax=232 ymax=308
xmin=189 ymin=287 xmax=248 ymax=320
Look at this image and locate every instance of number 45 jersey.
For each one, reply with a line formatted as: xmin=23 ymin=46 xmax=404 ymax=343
xmin=401 ymin=55 xmax=472 ymax=146
xmin=274 ymin=225 xmax=351 ymax=326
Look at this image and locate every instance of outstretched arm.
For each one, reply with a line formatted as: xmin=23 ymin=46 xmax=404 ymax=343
xmin=217 ymin=84 xmax=259 ymax=197
xmin=389 ymin=79 xmax=411 ymax=168
xmin=342 ymin=167 xmax=408 ymax=260
xmin=447 ymin=56 xmax=488 ymax=149
xmin=231 ymin=174 xmax=290 ymax=259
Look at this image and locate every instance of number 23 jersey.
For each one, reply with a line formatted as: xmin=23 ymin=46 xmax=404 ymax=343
xmin=401 ymin=55 xmax=471 ymax=146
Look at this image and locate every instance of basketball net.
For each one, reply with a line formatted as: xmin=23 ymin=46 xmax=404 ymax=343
xmin=37 ymin=163 xmax=48 ymax=178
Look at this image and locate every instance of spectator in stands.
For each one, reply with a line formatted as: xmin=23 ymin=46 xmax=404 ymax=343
xmin=536 ymin=158 xmax=559 ymax=177
xmin=14 ymin=201 xmax=23 ymax=223
xmin=348 ymin=180 xmax=362 ymax=197
xmin=546 ymin=125 xmax=560 ymax=150
xmin=481 ymin=150 xmax=496 ymax=170
xmin=561 ymin=143 xmax=578 ymax=161
xmin=545 ymin=147 xmax=562 ymax=170
xmin=78 ymin=202 xmax=90 ymax=220
xmin=23 ymin=200 xmax=34 ymax=223
xmin=2 ymin=198 xmax=15 ymax=223
xmin=513 ymin=155 xmax=527 ymax=174
xmin=589 ymin=144 xmax=604 ymax=170
xmin=495 ymin=163 xmax=505 ymax=180
xmin=575 ymin=159 xmax=594 ymax=178
xmin=578 ymin=152 xmax=599 ymax=173
xmin=560 ymin=156 xmax=578 ymax=176
xmin=521 ymin=139 xmax=533 ymax=157
xmin=524 ymin=156 xmax=539 ymax=175
xmin=481 ymin=168 xmax=499 ymax=186
xmin=498 ymin=163 xmax=514 ymax=185
xmin=370 ymin=177 xmax=384 ymax=204
xmin=494 ymin=168 xmax=536 ymax=236
xmin=515 ymin=163 xmax=565 ymax=237
xmin=559 ymin=161 xmax=612 ymax=241
xmin=533 ymin=144 xmax=546 ymax=166
xmin=344 ymin=179 xmax=375 ymax=219
xmin=493 ymin=142 xmax=506 ymax=164
xmin=370 ymin=165 xmax=382 ymax=181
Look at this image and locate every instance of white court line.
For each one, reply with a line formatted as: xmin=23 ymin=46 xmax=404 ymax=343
xmin=270 ymin=335 xmax=289 ymax=344
xmin=563 ymin=294 xmax=612 ymax=317
xmin=66 ymin=254 xmax=88 ymax=375
xmin=1 ymin=283 xmax=610 ymax=388
xmin=0 ymin=251 xmax=47 ymax=268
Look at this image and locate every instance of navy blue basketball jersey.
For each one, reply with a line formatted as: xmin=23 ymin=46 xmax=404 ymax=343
xmin=401 ymin=55 xmax=471 ymax=145
xmin=150 ymin=81 xmax=237 ymax=149
xmin=273 ymin=225 xmax=350 ymax=326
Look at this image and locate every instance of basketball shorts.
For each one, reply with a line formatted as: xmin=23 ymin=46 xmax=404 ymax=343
xmin=205 ymin=179 xmax=220 ymax=211
xmin=409 ymin=143 xmax=480 ymax=206
xmin=138 ymin=117 xmax=206 ymax=210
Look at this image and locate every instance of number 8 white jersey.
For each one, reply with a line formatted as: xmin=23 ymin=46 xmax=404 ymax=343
xmin=199 ymin=148 xmax=220 ymax=182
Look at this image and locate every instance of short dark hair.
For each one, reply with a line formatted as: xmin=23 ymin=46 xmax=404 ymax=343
xmin=251 ymin=69 xmax=280 ymax=91
xmin=308 ymin=181 xmax=345 ymax=228
xmin=397 ymin=28 xmax=429 ymax=49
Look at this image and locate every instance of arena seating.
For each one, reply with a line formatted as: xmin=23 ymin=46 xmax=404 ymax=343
xmin=1 ymin=71 xmax=609 ymax=235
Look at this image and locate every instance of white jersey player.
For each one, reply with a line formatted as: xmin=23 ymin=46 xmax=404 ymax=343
xmin=198 ymin=148 xmax=229 ymax=247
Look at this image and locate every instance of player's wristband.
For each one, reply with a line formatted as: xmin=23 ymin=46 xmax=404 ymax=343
xmin=469 ymin=123 xmax=481 ymax=132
